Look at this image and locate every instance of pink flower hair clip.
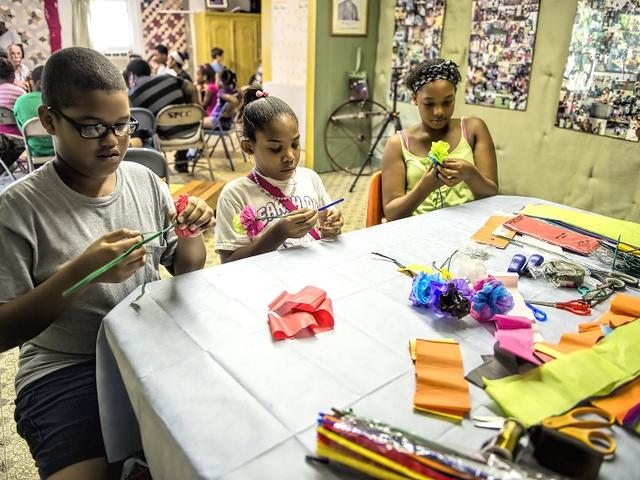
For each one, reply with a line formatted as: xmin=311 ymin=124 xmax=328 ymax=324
xmin=256 ymin=89 xmax=269 ymax=98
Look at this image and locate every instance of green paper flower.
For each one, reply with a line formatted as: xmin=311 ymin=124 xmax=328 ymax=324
xmin=428 ymin=140 xmax=450 ymax=165
xmin=232 ymin=213 xmax=246 ymax=234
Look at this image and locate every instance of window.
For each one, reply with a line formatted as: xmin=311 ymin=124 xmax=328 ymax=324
xmin=89 ymin=0 xmax=141 ymax=54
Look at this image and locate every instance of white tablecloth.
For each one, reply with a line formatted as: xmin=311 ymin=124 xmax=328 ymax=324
xmin=97 ymin=195 xmax=640 ymax=480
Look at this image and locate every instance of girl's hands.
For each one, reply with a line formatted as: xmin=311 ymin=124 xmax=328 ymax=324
xmin=275 ymin=208 xmax=318 ymax=238
xmin=318 ymin=208 xmax=344 ymax=238
xmin=434 ymin=158 xmax=477 ymax=187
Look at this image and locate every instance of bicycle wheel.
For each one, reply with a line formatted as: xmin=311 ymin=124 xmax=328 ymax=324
xmin=324 ymin=99 xmax=391 ymax=175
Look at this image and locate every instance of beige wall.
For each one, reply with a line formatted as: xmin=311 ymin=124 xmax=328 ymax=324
xmin=374 ymin=0 xmax=640 ymax=221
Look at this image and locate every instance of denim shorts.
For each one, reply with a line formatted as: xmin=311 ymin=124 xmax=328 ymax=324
xmin=14 ymin=362 xmax=107 ymax=478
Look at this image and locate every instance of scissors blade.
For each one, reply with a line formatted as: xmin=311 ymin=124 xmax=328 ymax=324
xmin=472 ymin=416 xmax=505 ymax=430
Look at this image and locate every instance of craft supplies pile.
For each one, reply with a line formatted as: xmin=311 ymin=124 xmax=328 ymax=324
xmin=306 ymin=203 xmax=640 ymax=480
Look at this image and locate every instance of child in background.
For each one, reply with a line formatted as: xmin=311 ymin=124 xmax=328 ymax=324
xmin=13 ymin=65 xmax=56 ymax=160
xmin=215 ymin=85 xmax=344 ymax=263
xmin=210 ymin=46 xmax=225 ymax=85
xmin=381 ymin=59 xmax=498 ymax=220
xmin=204 ymin=68 xmax=239 ymax=131
xmin=0 ymin=47 xmax=214 ymax=479
xmin=195 ymin=63 xmax=218 ymax=116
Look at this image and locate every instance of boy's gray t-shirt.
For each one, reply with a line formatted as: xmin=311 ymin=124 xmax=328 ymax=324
xmin=0 ymin=161 xmax=178 ymax=394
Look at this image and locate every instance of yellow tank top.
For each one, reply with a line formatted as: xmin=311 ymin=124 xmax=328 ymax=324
xmin=400 ymin=118 xmax=476 ymax=215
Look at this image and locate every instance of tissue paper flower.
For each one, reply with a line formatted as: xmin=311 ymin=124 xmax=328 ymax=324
xmin=427 ymin=140 xmax=450 ymax=166
xmin=174 ymin=194 xmax=198 ymax=239
xmin=232 ymin=205 xmax=266 ymax=240
xmin=430 ymin=279 xmax=473 ymax=318
xmin=409 ymin=272 xmax=443 ymax=307
xmin=470 ymin=276 xmax=514 ymax=322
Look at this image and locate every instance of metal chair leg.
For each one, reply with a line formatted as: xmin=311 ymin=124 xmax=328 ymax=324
xmin=220 ymin=136 xmax=234 ymax=171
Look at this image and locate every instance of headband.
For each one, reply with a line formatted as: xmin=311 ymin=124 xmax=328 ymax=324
xmin=410 ymin=60 xmax=461 ymax=93
xmin=170 ymin=51 xmax=185 ymax=66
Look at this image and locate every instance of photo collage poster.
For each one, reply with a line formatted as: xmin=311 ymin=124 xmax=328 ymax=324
xmin=390 ymin=0 xmax=446 ymax=103
xmin=556 ymin=0 xmax=640 ymax=142
xmin=465 ymin=0 xmax=541 ymax=111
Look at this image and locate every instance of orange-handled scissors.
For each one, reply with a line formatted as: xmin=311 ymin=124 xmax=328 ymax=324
xmin=542 ymin=407 xmax=616 ymax=455
xmin=526 ymin=299 xmax=592 ymax=316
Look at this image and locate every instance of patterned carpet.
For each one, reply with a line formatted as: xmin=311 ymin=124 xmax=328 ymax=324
xmin=0 ymin=148 xmax=370 ymax=479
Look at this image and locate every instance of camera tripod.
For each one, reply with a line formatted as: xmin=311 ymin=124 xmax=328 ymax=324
xmin=349 ymin=67 xmax=403 ymax=193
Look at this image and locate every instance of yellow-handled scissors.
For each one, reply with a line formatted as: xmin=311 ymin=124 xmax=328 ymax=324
xmin=542 ymin=407 xmax=616 ymax=455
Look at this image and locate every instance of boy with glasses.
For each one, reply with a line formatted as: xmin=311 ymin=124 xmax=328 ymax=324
xmin=0 ymin=47 xmax=214 ymax=480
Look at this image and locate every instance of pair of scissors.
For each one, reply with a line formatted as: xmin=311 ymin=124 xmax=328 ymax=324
xmin=526 ymin=299 xmax=591 ymax=316
xmin=578 ymin=281 xmax=617 ymax=307
xmin=472 ymin=415 xmax=507 ymax=430
xmin=588 ymin=268 xmax=638 ymax=290
xmin=525 ymin=302 xmax=547 ymax=321
xmin=542 ymin=407 xmax=616 ymax=455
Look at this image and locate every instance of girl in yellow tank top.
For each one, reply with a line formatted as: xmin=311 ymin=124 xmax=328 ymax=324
xmin=381 ymin=59 xmax=499 ymax=221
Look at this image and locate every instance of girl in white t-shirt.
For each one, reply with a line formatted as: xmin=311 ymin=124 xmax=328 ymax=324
xmin=215 ymin=86 xmax=344 ymax=263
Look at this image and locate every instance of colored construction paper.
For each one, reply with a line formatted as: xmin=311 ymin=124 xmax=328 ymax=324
xmin=592 ymin=377 xmax=640 ymax=424
xmin=267 ymin=286 xmax=334 ymax=340
xmin=536 ymin=329 xmax=604 ymax=357
xmin=494 ymin=315 xmax=542 ymax=366
xmin=611 ymin=293 xmax=640 ymax=318
xmin=520 ymin=204 xmax=640 ymax=251
xmin=485 ymin=320 xmax=640 ymax=427
xmin=413 ymin=339 xmax=471 ymax=419
xmin=465 ymin=343 xmax=536 ymax=389
xmin=494 ymin=273 xmax=543 ymax=344
xmin=470 ymin=215 xmax=516 ymax=248
xmin=503 ymin=215 xmax=600 ymax=255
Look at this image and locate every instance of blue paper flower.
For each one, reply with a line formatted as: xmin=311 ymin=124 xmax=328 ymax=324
xmin=409 ymin=272 xmax=441 ymax=307
xmin=470 ymin=277 xmax=514 ymax=322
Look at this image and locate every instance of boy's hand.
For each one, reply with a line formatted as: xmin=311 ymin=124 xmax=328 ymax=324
xmin=318 ymin=208 xmax=344 ymax=238
xmin=174 ymin=196 xmax=215 ymax=237
xmin=275 ymin=208 xmax=318 ymax=239
xmin=76 ymin=229 xmax=146 ymax=283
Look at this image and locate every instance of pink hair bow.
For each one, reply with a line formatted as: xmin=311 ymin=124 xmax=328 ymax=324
xmin=256 ymin=90 xmax=269 ymax=98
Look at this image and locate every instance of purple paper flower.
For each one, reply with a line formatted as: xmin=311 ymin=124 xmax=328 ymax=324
xmin=429 ymin=279 xmax=473 ymax=318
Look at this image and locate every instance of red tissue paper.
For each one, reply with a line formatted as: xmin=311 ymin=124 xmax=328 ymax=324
xmin=174 ymin=194 xmax=198 ymax=239
xmin=268 ymin=286 xmax=334 ymax=340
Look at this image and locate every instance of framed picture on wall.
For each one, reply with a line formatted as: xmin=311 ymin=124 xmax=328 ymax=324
xmin=331 ymin=0 xmax=368 ymax=36
xmin=206 ymin=0 xmax=228 ymax=9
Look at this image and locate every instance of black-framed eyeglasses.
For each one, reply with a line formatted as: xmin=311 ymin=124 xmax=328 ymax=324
xmin=47 ymin=106 xmax=139 ymax=139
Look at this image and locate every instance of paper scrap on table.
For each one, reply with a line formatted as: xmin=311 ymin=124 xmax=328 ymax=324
xmin=503 ymin=215 xmax=600 ymax=255
xmin=592 ymin=377 xmax=640 ymax=425
xmin=267 ymin=286 xmax=334 ymax=340
xmin=493 ymin=273 xmax=543 ymax=344
xmin=493 ymin=314 xmax=541 ymax=366
xmin=485 ymin=320 xmax=640 ymax=427
xmin=520 ymin=204 xmax=640 ymax=251
xmin=413 ymin=339 xmax=470 ymax=421
xmin=471 ymin=215 xmax=515 ymax=248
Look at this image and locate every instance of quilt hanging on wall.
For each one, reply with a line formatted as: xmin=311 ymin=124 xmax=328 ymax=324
xmin=555 ymin=0 xmax=639 ymax=142
xmin=465 ymin=0 xmax=540 ymax=111
xmin=0 ymin=1 xmax=55 ymax=70
xmin=390 ymin=0 xmax=446 ymax=103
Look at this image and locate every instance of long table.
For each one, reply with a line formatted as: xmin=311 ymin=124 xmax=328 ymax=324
xmin=97 ymin=195 xmax=639 ymax=480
